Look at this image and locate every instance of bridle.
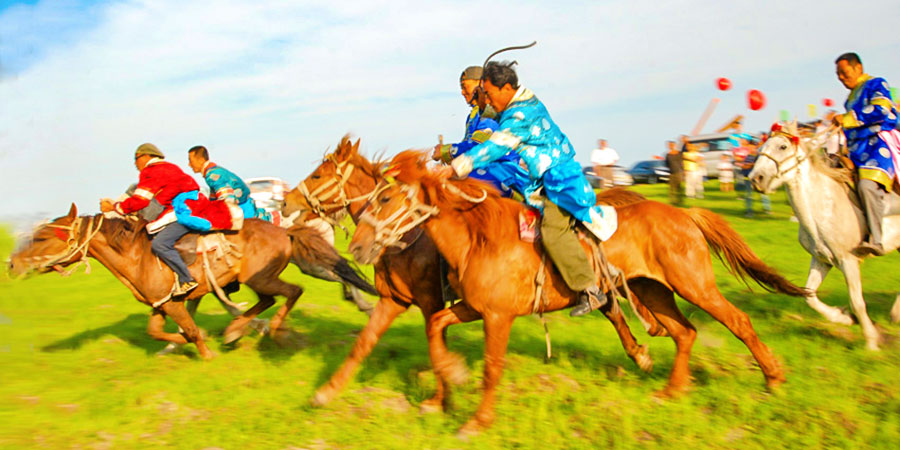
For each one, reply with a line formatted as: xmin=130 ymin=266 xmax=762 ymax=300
xmin=297 ymin=154 xmax=376 ymax=229
xmin=756 ymin=123 xmax=832 ymax=179
xmin=358 ymin=181 xmax=440 ymax=250
xmin=21 ymin=215 xmax=104 ymax=276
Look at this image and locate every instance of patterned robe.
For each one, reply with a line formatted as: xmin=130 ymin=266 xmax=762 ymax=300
xmin=466 ymin=87 xmax=597 ymax=222
xmin=201 ymin=162 xmax=270 ymax=220
xmin=439 ymin=105 xmax=528 ymax=196
xmin=839 ymin=74 xmax=899 ymax=190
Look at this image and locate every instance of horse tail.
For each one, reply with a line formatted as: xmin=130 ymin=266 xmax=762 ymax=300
xmin=684 ymin=208 xmax=807 ymax=297
xmin=286 ymin=225 xmax=378 ymax=296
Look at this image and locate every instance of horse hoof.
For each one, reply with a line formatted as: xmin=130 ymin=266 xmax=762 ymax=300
xmin=223 ymin=328 xmax=244 ymax=345
xmin=248 ymin=318 xmax=270 ymax=335
xmin=419 ymin=399 xmax=444 ymax=415
xmin=456 ymin=420 xmax=484 ymax=440
xmin=310 ymin=389 xmax=333 ymax=407
xmin=633 ymin=345 xmax=653 ymax=372
xmin=440 ymin=353 xmax=469 ymax=386
xmin=156 ymin=343 xmax=181 ymax=356
xmin=653 ymin=385 xmax=687 ymax=400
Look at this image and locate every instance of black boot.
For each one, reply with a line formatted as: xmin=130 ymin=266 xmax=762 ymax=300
xmin=570 ymin=286 xmax=608 ymax=317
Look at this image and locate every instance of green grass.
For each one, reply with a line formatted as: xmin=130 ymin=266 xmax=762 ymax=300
xmin=2 ymin=183 xmax=899 ymax=449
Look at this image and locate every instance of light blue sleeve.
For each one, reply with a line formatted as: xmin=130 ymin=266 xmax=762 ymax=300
xmin=469 ymin=111 xmax=532 ymax=170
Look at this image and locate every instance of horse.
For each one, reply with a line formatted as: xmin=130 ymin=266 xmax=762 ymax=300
xmin=8 ymin=203 xmax=377 ymax=358
xmin=749 ymin=122 xmax=900 ymax=350
xmin=282 ymin=136 xmax=656 ymax=411
xmin=349 ymin=150 xmax=806 ymax=434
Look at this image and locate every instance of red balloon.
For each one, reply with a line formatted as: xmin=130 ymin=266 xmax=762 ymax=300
xmin=823 ymin=98 xmax=834 ymax=107
xmin=747 ymin=89 xmax=766 ymax=111
xmin=716 ymin=77 xmax=732 ymax=91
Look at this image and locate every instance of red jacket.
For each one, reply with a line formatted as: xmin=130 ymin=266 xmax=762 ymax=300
xmin=115 ymin=159 xmax=200 ymax=215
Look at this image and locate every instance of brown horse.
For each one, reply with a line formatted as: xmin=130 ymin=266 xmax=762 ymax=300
xmin=283 ymin=136 xmax=655 ymax=411
xmin=349 ymin=151 xmax=807 ymax=434
xmin=8 ymin=204 xmax=376 ymax=358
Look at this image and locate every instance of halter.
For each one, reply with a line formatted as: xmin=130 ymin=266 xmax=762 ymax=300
xmin=22 ymin=215 xmax=104 ymax=276
xmin=757 ymin=124 xmax=809 ymax=179
xmin=358 ymin=181 xmax=440 ymax=250
xmin=297 ymin=154 xmax=376 ymax=229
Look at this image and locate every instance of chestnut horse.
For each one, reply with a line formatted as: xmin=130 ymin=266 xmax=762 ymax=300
xmin=283 ymin=136 xmax=655 ymax=411
xmin=349 ymin=151 xmax=806 ymax=434
xmin=8 ymin=204 xmax=376 ymax=358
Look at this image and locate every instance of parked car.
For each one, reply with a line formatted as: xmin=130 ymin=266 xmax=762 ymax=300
xmin=582 ymin=165 xmax=633 ymax=188
xmin=246 ymin=177 xmax=291 ymax=213
xmin=679 ymin=132 xmax=737 ymax=178
xmin=627 ymin=160 xmax=670 ymax=184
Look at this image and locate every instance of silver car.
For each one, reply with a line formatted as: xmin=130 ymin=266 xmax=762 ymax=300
xmin=680 ymin=132 xmax=737 ymax=178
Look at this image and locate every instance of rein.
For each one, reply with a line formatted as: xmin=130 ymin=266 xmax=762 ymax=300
xmin=359 ymin=182 xmax=440 ymax=250
xmin=25 ymin=215 xmax=104 ymax=276
xmin=758 ymin=125 xmax=839 ymax=179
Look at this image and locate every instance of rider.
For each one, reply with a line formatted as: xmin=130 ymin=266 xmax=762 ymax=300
xmin=448 ymin=61 xmax=611 ymax=317
xmin=187 ymin=145 xmax=274 ymax=223
xmin=832 ymin=52 xmax=899 ymax=256
xmin=100 ymin=143 xmax=199 ymax=295
xmin=433 ymin=65 xmax=528 ymax=197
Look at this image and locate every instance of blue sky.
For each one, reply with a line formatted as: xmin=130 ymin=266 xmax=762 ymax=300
xmin=2 ymin=0 xmax=899 ymax=217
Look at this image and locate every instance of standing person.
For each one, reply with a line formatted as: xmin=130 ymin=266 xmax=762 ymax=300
xmin=432 ymin=65 xmax=528 ymax=197
xmin=832 ymin=52 xmax=900 ymax=256
xmin=717 ymin=154 xmax=734 ymax=192
xmin=591 ymin=139 xmax=619 ymax=189
xmin=187 ymin=145 xmax=275 ymax=223
xmin=740 ymin=142 xmax=771 ymax=217
xmin=682 ymin=141 xmax=704 ymax=199
xmin=664 ymin=140 xmax=684 ymax=205
xmin=99 ymin=144 xmax=200 ymax=295
xmin=448 ymin=61 xmax=613 ymax=317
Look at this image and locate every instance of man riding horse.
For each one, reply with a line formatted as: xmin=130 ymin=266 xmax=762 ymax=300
xmin=832 ymin=52 xmax=900 ymax=256
xmin=188 ymin=145 xmax=276 ymax=224
xmin=446 ymin=61 xmax=613 ymax=317
xmin=432 ymin=65 xmax=528 ymax=197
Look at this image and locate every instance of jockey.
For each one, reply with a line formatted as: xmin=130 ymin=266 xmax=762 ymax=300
xmin=432 ymin=65 xmax=529 ymax=197
xmin=99 ymin=144 xmax=199 ymax=296
xmin=187 ymin=145 xmax=274 ymax=222
xmin=833 ymin=52 xmax=900 ymax=256
xmin=448 ymin=61 xmax=612 ymax=317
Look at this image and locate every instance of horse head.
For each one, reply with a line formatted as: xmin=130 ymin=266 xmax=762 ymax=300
xmin=8 ymin=203 xmax=95 ymax=278
xmin=283 ymin=135 xmax=368 ymax=224
xmin=750 ymin=121 xmax=811 ymax=193
xmin=348 ymin=151 xmax=438 ymax=264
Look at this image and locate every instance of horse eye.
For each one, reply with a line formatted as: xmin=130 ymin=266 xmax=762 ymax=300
xmin=780 ymin=145 xmax=787 ymax=150
xmin=380 ymin=196 xmax=390 ymax=204
xmin=311 ymin=174 xmax=321 ymax=180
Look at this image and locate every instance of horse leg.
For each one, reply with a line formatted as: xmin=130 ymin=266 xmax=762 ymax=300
xmin=223 ymin=294 xmax=277 ymax=344
xmin=159 ymin=298 xmax=202 ymax=355
xmin=344 ymin=285 xmax=375 ymax=316
xmin=599 ymin=294 xmax=653 ymax=372
xmin=160 ymin=301 xmax=214 ymax=360
xmin=421 ymin=300 xmax=481 ymax=414
xmin=804 ymin=257 xmax=853 ymax=325
xmin=837 ymin=257 xmax=881 ymax=350
xmin=891 ymin=292 xmax=900 ymax=324
xmin=631 ymin=281 xmax=696 ymax=397
xmin=673 ymin=279 xmax=785 ymax=390
xmin=266 ymin=282 xmax=305 ymax=339
xmin=311 ymin=295 xmax=409 ymax=406
xmin=459 ymin=312 xmax=514 ymax=436
xmin=147 ymin=309 xmax=189 ymax=345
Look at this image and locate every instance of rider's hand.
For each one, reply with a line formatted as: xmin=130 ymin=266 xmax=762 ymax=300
xmin=830 ymin=113 xmax=842 ymax=128
xmin=434 ymin=165 xmax=454 ymax=179
xmin=100 ymin=199 xmax=115 ymax=213
xmin=431 ymin=144 xmax=443 ymax=161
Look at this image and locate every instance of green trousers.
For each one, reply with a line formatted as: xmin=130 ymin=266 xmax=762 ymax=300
xmin=540 ymin=199 xmax=596 ymax=292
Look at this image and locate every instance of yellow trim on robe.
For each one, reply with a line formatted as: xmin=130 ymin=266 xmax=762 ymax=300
xmin=840 ymin=111 xmax=863 ymax=129
xmin=859 ymin=167 xmax=894 ymax=192
xmin=440 ymin=144 xmax=453 ymax=164
xmin=871 ymin=97 xmax=894 ymax=110
xmin=471 ymin=130 xmax=492 ymax=144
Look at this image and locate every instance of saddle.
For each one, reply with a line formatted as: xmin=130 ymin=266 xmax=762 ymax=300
xmin=826 ymin=154 xmax=900 ymax=216
xmin=174 ymin=232 xmax=239 ymax=266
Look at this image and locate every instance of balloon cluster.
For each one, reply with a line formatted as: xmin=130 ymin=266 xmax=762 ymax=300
xmin=718 ymin=77 xmax=767 ymax=110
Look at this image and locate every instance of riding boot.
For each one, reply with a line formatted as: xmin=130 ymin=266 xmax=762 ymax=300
xmin=570 ymin=286 xmax=609 ymax=317
xmin=854 ymin=179 xmax=887 ymax=256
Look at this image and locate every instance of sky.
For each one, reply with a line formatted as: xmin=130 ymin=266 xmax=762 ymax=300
xmin=2 ymin=0 xmax=899 ymax=218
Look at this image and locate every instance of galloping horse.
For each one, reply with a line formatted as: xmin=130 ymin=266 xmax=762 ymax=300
xmin=283 ymin=136 xmax=656 ymax=411
xmin=8 ymin=204 xmax=376 ymax=358
xmin=349 ymin=150 xmax=806 ymax=434
xmin=749 ymin=122 xmax=900 ymax=350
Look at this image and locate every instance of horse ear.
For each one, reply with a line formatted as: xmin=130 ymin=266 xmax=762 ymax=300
xmin=353 ymin=139 xmax=360 ymax=153
xmin=67 ymin=203 xmax=78 ymax=218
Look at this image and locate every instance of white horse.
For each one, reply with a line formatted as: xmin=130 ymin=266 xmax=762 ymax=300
xmin=748 ymin=122 xmax=900 ymax=350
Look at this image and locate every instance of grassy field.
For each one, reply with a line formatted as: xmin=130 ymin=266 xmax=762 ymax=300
xmin=1 ymin=183 xmax=899 ymax=449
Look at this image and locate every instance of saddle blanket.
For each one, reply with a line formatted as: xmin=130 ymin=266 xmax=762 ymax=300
xmin=518 ymin=205 xmax=618 ymax=242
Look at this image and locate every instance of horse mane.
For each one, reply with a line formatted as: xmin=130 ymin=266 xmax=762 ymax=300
xmin=389 ymin=151 xmax=525 ymax=247
xmin=100 ymin=216 xmax=148 ymax=252
xmin=805 ymin=143 xmax=854 ymax=187
xmin=333 ymin=134 xmax=388 ymax=181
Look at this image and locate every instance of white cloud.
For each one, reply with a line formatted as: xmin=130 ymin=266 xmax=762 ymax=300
xmin=1 ymin=0 xmax=899 ymax=218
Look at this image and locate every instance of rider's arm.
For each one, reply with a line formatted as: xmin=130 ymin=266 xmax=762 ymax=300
xmin=839 ymin=78 xmax=896 ymax=129
xmin=452 ymin=113 xmax=531 ymax=177
xmin=115 ymin=171 xmax=155 ymax=214
xmin=440 ymin=114 xmax=500 ymax=164
xmin=205 ymin=170 xmax=238 ymax=203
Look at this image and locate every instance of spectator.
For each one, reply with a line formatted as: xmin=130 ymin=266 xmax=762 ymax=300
xmin=740 ymin=142 xmax=771 ymax=217
xmin=682 ymin=140 xmax=704 ymax=199
xmin=591 ymin=139 xmax=619 ymax=189
xmin=717 ymin=154 xmax=734 ymax=192
xmin=664 ymin=140 xmax=684 ymax=205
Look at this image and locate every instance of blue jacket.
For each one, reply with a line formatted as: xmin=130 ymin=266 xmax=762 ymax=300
xmin=466 ymin=87 xmax=596 ymax=222
xmin=839 ymin=75 xmax=899 ymax=189
xmin=201 ymin=162 xmax=267 ymax=219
